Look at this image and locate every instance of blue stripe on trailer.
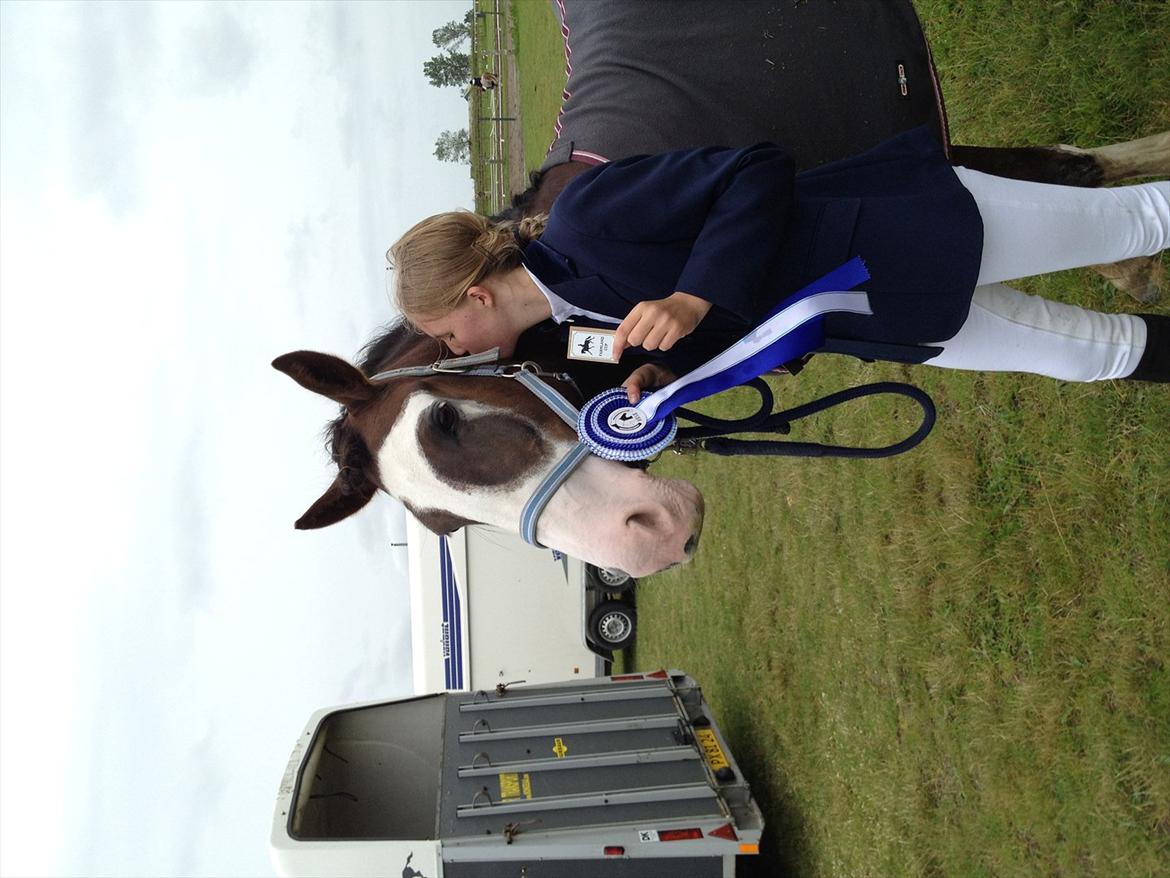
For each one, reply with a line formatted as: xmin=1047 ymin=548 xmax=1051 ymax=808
xmin=439 ymin=536 xmax=464 ymax=690
xmin=439 ymin=536 xmax=451 ymax=688
xmin=451 ymin=539 xmax=463 ymax=689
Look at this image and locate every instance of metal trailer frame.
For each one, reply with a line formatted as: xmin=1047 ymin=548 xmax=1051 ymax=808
xmin=271 ymin=671 xmax=764 ymax=877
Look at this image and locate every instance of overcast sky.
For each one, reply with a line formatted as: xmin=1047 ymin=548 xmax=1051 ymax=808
xmin=0 ymin=2 xmax=476 ymax=875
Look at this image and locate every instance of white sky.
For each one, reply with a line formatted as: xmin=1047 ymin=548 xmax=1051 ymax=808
xmin=0 ymin=2 xmax=475 ymax=875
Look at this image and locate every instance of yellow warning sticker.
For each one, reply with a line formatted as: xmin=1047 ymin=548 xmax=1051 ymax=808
xmin=498 ymin=772 xmax=533 ymax=800
xmin=695 ymin=728 xmax=730 ymax=772
xmin=552 ymin=737 xmax=569 ymax=759
xmin=499 ymin=773 xmax=519 ymax=799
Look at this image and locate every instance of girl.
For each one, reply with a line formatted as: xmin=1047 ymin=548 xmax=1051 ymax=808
xmin=388 ymin=126 xmax=1169 ymax=398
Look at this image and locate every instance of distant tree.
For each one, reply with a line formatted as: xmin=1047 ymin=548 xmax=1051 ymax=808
xmin=423 ymin=50 xmax=470 ymax=89
xmin=432 ymin=10 xmax=473 ymax=52
xmin=434 ymin=129 xmax=471 ymax=164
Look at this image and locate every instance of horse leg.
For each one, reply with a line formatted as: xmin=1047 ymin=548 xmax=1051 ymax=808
xmin=1055 ymin=131 xmax=1170 ymax=184
xmin=950 ymin=144 xmax=1105 ymax=187
xmin=1088 ymin=254 xmax=1164 ymax=305
xmin=950 ymin=132 xmax=1169 ymax=186
xmin=951 ymin=132 xmax=1169 ymax=303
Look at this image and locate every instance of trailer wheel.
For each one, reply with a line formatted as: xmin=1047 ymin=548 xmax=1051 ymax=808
xmin=587 ymin=564 xmax=635 ymax=594
xmin=589 ymin=601 xmax=636 ymax=649
xmin=597 ymin=566 xmax=634 ymax=591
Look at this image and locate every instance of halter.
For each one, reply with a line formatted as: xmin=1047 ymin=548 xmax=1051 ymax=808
xmin=369 ymin=349 xmax=594 ymax=548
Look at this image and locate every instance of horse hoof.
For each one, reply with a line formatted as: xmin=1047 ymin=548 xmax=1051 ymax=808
xmin=1091 ymin=254 xmax=1163 ymax=304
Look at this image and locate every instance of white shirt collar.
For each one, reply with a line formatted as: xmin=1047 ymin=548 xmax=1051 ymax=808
xmin=523 ymin=265 xmax=620 ymax=326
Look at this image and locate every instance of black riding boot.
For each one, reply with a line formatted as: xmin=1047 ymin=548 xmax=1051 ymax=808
xmin=1127 ymin=314 xmax=1170 ymax=382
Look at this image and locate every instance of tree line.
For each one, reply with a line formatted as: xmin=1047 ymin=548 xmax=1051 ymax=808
xmin=426 ymin=10 xmax=474 ymax=165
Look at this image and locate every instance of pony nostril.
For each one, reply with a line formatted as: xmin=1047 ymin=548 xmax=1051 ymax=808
xmin=684 ymin=534 xmax=699 ymax=556
xmin=625 ymin=510 xmax=657 ymax=532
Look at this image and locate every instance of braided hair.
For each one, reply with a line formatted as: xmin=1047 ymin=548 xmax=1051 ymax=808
xmin=387 ymin=210 xmax=548 ymax=321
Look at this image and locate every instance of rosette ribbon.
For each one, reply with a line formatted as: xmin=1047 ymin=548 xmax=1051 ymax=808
xmin=577 ymin=256 xmax=874 ymax=460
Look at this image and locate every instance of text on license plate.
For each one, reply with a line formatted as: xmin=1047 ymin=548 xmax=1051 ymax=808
xmin=695 ymin=727 xmax=730 ymax=772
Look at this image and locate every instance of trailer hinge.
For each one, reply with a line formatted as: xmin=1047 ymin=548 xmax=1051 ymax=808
xmin=496 ymin=679 xmax=526 ymax=696
xmin=503 ymin=818 xmax=541 ymax=844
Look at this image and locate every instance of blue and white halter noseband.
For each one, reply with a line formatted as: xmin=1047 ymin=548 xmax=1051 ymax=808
xmin=368 ymin=349 xmax=600 ymax=548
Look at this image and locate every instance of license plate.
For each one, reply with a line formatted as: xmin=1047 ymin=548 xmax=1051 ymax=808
xmin=695 ymin=727 xmax=730 ymax=773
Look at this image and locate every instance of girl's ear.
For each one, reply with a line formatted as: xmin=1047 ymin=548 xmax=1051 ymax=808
xmin=466 ymin=285 xmax=495 ymax=308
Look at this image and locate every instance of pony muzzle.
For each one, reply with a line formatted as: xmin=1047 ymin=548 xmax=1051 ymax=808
xmin=534 ymin=456 xmax=704 ymax=578
xmin=607 ymin=479 xmax=705 ymax=577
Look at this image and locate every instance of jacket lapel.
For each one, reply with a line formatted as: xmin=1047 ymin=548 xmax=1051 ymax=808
xmin=523 ymin=239 xmax=635 ymax=321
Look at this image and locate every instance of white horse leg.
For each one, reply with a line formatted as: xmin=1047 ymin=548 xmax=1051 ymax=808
xmin=1056 ymin=131 xmax=1170 ymax=184
xmin=1089 ymin=253 xmax=1164 ymax=305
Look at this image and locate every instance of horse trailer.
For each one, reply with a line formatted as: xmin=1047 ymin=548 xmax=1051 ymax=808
xmin=406 ymin=516 xmax=637 ymax=693
xmin=270 ymin=670 xmax=764 ymax=877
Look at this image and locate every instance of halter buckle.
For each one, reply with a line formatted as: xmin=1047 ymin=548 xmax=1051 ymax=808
xmin=498 ymin=361 xmax=543 ymax=377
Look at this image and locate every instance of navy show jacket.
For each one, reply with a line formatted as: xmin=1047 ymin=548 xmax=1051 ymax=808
xmin=522 ymin=125 xmax=985 ymax=372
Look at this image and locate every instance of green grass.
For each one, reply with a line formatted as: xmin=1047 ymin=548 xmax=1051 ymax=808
xmin=918 ymin=0 xmax=1170 ymax=148
xmin=639 ymin=360 xmax=1170 ymax=877
xmin=510 ymin=0 xmax=566 ymax=178
xmin=469 ymin=1 xmax=511 ymax=214
xmin=505 ymin=1 xmax=1170 ymax=874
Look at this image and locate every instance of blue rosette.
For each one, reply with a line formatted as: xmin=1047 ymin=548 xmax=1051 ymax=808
xmin=575 ymin=258 xmax=872 ymax=462
xmin=577 ymin=388 xmax=678 ymax=461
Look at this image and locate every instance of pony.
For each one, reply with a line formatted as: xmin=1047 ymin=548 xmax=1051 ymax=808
xmin=273 ymin=324 xmax=704 ymax=577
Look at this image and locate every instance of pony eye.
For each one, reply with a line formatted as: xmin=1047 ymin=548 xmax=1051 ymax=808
xmin=431 ymin=401 xmax=458 ymax=435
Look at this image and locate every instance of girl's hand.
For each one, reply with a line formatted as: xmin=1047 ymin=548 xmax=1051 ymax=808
xmin=621 ymin=363 xmax=678 ymax=404
xmin=614 ymin=291 xmax=712 ymax=358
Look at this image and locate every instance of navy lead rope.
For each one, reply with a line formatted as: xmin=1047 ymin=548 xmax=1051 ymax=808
xmin=672 ymin=379 xmax=936 ymax=459
xmin=519 ymin=374 xmax=935 ymax=546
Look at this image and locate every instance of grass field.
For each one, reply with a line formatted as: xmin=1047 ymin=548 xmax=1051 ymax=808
xmin=468 ymin=1 xmax=512 ymax=214
xmin=509 ymin=0 xmax=565 ymax=174
xmin=506 ymin=1 xmax=1170 ymax=875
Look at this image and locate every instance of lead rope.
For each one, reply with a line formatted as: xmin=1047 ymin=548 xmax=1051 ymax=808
xmin=517 ymin=374 xmax=934 ymax=547
xmin=671 ymin=379 xmax=935 ymax=459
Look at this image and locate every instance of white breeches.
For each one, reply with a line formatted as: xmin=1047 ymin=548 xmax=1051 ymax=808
xmin=928 ymin=283 xmax=1147 ymax=381
xmin=928 ymin=169 xmax=1169 ymax=380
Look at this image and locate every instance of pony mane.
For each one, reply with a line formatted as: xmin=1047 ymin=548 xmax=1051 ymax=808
xmin=357 ymin=318 xmax=443 ymax=375
xmin=491 ymin=168 xmax=545 ymax=223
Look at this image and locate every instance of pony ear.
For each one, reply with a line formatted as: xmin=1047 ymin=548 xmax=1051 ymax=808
xmin=272 ymin=351 xmax=375 ymax=409
xmin=294 ymin=475 xmax=377 ymax=530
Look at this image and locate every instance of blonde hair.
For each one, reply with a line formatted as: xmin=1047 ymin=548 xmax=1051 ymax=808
xmin=387 ymin=210 xmax=548 ymax=320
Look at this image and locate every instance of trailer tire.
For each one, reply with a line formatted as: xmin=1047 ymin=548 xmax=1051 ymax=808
xmin=587 ymin=564 xmax=635 ymax=594
xmin=589 ymin=601 xmax=636 ymax=649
